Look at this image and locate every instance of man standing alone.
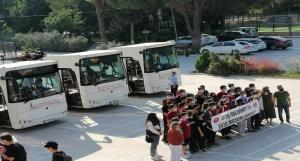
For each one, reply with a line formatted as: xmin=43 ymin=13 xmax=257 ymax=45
xmin=169 ymin=72 xmax=178 ymax=96
xmin=274 ymin=85 xmax=291 ymax=124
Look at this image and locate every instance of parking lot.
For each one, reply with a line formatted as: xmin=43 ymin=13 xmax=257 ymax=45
xmin=1 ymin=49 xmax=300 ymax=161
xmin=180 ymin=38 xmax=300 ymax=73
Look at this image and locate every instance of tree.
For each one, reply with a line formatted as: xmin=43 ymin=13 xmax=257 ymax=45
xmin=48 ymin=0 xmax=108 ymax=43
xmin=94 ymin=0 xmax=107 ymax=43
xmin=43 ymin=8 xmax=85 ymax=33
xmin=107 ymin=0 xmax=164 ymax=43
xmin=0 ymin=0 xmax=50 ymax=33
xmin=167 ymin=0 xmax=205 ymax=50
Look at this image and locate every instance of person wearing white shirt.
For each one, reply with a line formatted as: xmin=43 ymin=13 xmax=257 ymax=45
xmin=169 ymin=72 xmax=178 ymax=96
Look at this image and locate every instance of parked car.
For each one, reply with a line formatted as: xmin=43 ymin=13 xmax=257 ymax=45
xmin=259 ymin=36 xmax=293 ymax=50
xmin=175 ymin=36 xmax=192 ymax=48
xmin=202 ymin=34 xmax=218 ymax=46
xmin=200 ymin=41 xmax=253 ymax=55
xmin=232 ymin=27 xmax=259 ymax=37
xmin=235 ymin=38 xmax=267 ymax=51
xmin=217 ymin=31 xmax=248 ymax=41
xmin=175 ymin=34 xmax=218 ymax=48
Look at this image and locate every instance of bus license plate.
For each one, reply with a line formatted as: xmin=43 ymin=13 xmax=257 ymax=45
xmin=109 ymin=100 xmax=119 ymax=105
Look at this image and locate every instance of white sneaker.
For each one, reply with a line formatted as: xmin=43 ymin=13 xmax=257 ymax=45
xmin=155 ymin=154 xmax=163 ymax=158
xmin=181 ymin=154 xmax=191 ymax=159
xmin=151 ymin=156 xmax=160 ymax=160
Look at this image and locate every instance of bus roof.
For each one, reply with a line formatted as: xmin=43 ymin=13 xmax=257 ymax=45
xmin=0 ymin=60 xmax=57 ymax=73
xmin=46 ymin=50 xmax=121 ymax=59
xmin=113 ymin=41 xmax=175 ymax=50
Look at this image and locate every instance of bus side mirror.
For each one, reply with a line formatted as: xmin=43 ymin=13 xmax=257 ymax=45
xmin=75 ymin=62 xmax=82 ymax=67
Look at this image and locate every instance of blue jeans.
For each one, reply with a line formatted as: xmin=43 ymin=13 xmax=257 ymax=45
xmin=277 ymin=105 xmax=290 ymax=122
xmin=150 ymin=135 xmax=160 ymax=157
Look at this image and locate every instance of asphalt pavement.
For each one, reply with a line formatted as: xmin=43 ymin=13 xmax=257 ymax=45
xmin=1 ymin=48 xmax=300 ymax=161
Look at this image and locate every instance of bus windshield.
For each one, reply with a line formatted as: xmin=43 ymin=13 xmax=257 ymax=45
xmin=6 ymin=65 xmax=63 ymax=103
xmin=79 ymin=54 xmax=125 ymax=86
xmin=143 ymin=45 xmax=178 ymax=73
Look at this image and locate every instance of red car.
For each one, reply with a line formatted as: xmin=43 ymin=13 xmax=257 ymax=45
xmin=259 ymin=36 xmax=293 ymax=50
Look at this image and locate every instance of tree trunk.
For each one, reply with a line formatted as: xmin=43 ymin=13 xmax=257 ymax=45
xmin=190 ymin=0 xmax=204 ymax=50
xmin=95 ymin=0 xmax=107 ymax=43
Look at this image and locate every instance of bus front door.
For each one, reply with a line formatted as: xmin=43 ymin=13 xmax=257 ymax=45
xmin=0 ymin=87 xmax=11 ymax=127
xmin=61 ymin=69 xmax=83 ymax=108
xmin=125 ymin=59 xmax=145 ymax=93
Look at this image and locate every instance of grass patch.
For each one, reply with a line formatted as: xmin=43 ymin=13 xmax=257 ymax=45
xmin=259 ymin=25 xmax=300 ymax=32
xmin=279 ymin=71 xmax=300 ymax=79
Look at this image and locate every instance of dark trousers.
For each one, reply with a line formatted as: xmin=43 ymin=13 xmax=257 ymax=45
xmin=250 ymin=113 xmax=261 ymax=129
xmin=171 ymin=85 xmax=178 ymax=96
xmin=221 ymin=126 xmax=231 ymax=136
xmin=278 ymin=105 xmax=290 ymax=122
xmin=206 ymin=130 xmax=216 ymax=145
xmin=198 ymin=135 xmax=206 ymax=149
xmin=162 ymin=116 xmax=168 ymax=142
xmin=189 ymin=134 xmax=199 ymax=152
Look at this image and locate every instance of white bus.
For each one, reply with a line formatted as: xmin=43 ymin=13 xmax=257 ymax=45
xmin=114 ymin=42 xmax=181 ymax=94
xmin=44 ymin=50 xmax=128 ymax=109
xmin=0 ymin=61 xmax=67 ymax=129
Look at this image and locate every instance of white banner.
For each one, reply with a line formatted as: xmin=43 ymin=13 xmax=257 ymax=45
xmin=211 ymin=99 xmax=260 ymax=132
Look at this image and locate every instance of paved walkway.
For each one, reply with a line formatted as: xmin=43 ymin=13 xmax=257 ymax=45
xmin=1 ymin=73 xmax=299 ymax=161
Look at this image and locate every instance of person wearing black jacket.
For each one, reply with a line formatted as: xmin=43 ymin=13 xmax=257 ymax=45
xmin=44 ymin=141 xmax=72 ymax=161
xmin=0 ymin=133 xmax=27 ymax=161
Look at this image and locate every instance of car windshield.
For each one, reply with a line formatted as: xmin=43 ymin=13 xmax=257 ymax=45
xmin=6 ymin=65 xmax=63 ymax=103
xmin=143 ymin=45 xmax=179 ymax=73
xmin=238 ymin=42 xmax=249 ymax=45
xmin=248 ymin=40 xmax=260 ymax=44
xmin=80 ymin=54 xmax=125 ymax=86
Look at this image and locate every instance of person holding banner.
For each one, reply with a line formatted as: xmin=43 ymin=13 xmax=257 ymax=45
xmin=235 ymin=98 xmax=248 ymax=136
xmin=257 ymin=90 xmax=265 ymax=127
xmin=262 ymin=86 xmax=276 ymax=126
xmin=218 ymin=96 xmax=232 ymax=140
xmin=204 ymin=102 xmax=219 ymax=147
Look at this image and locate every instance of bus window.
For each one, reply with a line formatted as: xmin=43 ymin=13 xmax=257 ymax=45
xmin=6 ymin=65 xmax=63 ymax=103
xmin=80 ymin=54 xmax=125 ymax=86
xmin=143 ymin=45 xmax=178 ymax=73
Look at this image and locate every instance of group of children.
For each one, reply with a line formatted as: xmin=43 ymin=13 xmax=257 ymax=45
xmin=160 ymin=83 xmax=287 ymax=160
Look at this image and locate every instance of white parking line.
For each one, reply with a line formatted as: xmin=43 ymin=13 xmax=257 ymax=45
xmin=245 ymin=132 xmax=300 ymax=157
xmin=211 ymin=124 xmax=280 ymax=152
xmin=206 ymin=151 xmax=260 ymax=161
xmin=212 ymin=116 xmax=300 ymax=153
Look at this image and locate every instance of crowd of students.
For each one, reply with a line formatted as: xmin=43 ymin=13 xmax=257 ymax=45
xmin=145 ymin=83 xmax=291 ymax=161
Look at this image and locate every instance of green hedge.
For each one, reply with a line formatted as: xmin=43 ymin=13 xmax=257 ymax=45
xmin=14 ymin=31 xmax=89 ymax=52
xmin=195 ymin=53 xmax=281 ymax=76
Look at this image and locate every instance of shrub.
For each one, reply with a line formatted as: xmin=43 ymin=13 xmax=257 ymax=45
xmin=207 ymin=57 xmax=230 ymax=75
xmin=242 ymin=58 xmax=281 ymax=75
xmin=96 ymin=41 xmax=123 ymax=50
xmin=14 ymin=31 xmax=88 ymax=52
xmin=195 ymin=52 xmax=211 ymax=72
xmin=224 ymin=55 xmax=243 ymax=73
